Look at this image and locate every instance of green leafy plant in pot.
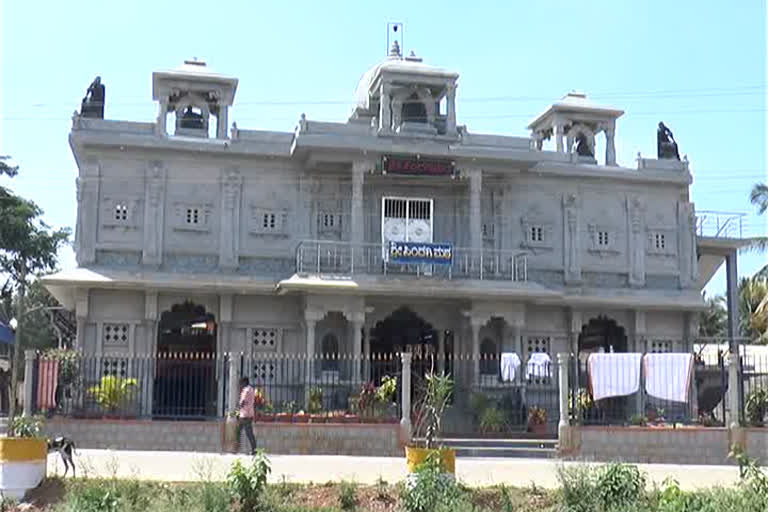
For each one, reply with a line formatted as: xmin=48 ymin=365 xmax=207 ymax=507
xmin=407 ymin=371 xmax=456 ymax=474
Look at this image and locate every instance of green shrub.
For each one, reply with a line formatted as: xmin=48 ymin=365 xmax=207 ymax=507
xmin=401 ymin=452 xmax=464 ymax=512
xmin=337 ymin=480 xmax=358 ymax=510
xmin=9 ymin=414 xmax=44 ymax=438
xmin=226 ymin=451 xmax=271 ymax=511
xmin=745 ymin=389 xmax=768 ymax=426
xmin=479 ymin=407 xmax=507 ymax=433
xmin=557 ymin=464 xmax=600 ymax=512
xmin=60 ymin=479 xmax=153 ymax=512
xmin=596 ymin=462 xmax=646 ymax=509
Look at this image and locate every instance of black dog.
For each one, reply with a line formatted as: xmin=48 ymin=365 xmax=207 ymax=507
xmin=48 ymin=437 xmax=77 ymax=477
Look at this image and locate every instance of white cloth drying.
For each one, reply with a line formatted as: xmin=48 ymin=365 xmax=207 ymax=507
xmin=588 ymin=353 xmax=643 ymax=401
xmin=500 ymin=353 xmax=522 ymax=382
xmin=643 ymin=353 xmax=694 ymax=403
xmin=526 ymin=352 xmax=552 ymax=379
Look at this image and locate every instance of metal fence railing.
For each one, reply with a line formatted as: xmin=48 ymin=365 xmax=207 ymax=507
xmin=237 ymin=352 xmax=402 ymax=422
xmin=34 ymin=353 xmax=229 ymax=420
xmin=568 ymin=350 xmax=728 ymax=427
xmin=441 ymin=353 xmax=560 ymax=437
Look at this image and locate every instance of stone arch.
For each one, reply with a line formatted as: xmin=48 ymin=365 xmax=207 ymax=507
xmin=479 ymin=337 xmax=498 ymax=375
xmin=172 ymin=93 xmax=211 ymax=132
xmin=320 ymin=333 xmax=340 ymax=372
xmin=578 ymin=315 xmax=628 ymax=355
xmin=154 ymin=300 xmax=217 ymax=418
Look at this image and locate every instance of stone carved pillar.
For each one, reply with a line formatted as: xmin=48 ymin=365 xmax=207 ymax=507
xmin=76 ymin=160 xmax=101 ymax=265
xmin=143 ymin=162 xmax=166 ymax=266
xmin=604 ymin=123 xmax=617 ymax=166
xmin=627 ymin=196 xmax=646 ymax=287
xmin=400 ymin=352 xmax=413 ymax=443
xmin=219 ymin=169 xmax=242 ymax=269
xmin=554 ymin=121 xmax=565 ymax=153
xmin=469 ymin=169 xmax=483 ymax=252
xmin=304 ymin=312 xmax=321 ymax=404
xmin=155 ymin=99 xmax=168 ymax=136
xmin=563 ymin=193 xmax=581 ymax=284
xmin=470 ymin=318 xmax=483 ymax=386
xmin=23 ymin=350 xmax=37 ymax=417
xmin=350 ymin=161 xmax=366 ymax=247
xmin=446 ymin=83 xmax=457 ymax=135
xmin=634 ymin=310 xmax=647 ymax=353
xmin=678 ymin=202 xmax=699 ymax=289
xmin=557 ymin=353 xmax=570 ymax=430
xmin=351 ymin=315 xmax=364 ymax=384
xmin=217 ymin=106 xmax=229 ymax=139
xmin=379 ymin=82 xmax=392 ymax=133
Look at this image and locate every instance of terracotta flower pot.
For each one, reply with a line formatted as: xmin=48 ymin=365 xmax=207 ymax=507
xmin=310 ymin=414 xmax=326 ymax=424
xmin=293 ymin=414 xmax=310 ymax=423
xmin=343 ymin=414 xmax=359 ymax=424
xmin=275 ymin=413 xmax=292 ymax=423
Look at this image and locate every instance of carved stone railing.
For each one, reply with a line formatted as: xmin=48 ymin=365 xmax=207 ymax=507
xmin=295 ymin=240 xmax=528 ymax=282
xmin=696 ymin=211 xmax=745 ymax=239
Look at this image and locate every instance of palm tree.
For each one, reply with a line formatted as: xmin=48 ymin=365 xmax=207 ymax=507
xmin=699 ymin=294 xmax=727 ymax=338
xmin=739 ymin=276 xmax=768 ymax=344
xmin=747 ymin=182 xmax=768 ymax=254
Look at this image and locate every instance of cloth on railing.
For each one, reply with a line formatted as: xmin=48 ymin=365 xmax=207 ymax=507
xmin=36 ymin=359 xmax=59 ymax=411
xmin=500 ymin=353 xmax=522 ymax=382
xmin=643 ymin=353 xmax=694 ymax=403
xmin=526 ymin=353 xmax=552 ymax=379
xmin=588 ymin=353 xmax=642 ymax=401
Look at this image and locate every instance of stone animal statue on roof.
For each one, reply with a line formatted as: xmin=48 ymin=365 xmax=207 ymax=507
xmin=657 ymin=122 xmax=680 ymax=160
xmin=80 ymin=76 xmax=105 ymax=119
xmin=574 ymin=133 xmax=594 ymax=157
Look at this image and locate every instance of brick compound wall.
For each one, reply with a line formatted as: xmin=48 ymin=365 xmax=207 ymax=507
xmin=567 ymin=426 xmax=733 ymax=465
xmin=44 ymin=419 xmax=401 ymax=456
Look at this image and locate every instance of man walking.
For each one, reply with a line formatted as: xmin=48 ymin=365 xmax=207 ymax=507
xmin=237 ymin=377 xmax=258 ymax=454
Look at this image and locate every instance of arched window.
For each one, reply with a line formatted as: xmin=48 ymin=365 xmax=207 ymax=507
xmin=479 ymin=338 xmax=497 ymax=375
xmin=402 ymin=93 xmax=427 ymax=124
xmin=320 ymin=333 xmax=339 ymax=372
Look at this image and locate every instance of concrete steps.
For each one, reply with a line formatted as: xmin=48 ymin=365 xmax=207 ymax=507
xmin=415 ymin=437 xmax=559 ymax=459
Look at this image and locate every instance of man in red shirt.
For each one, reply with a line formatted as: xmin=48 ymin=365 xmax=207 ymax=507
xmin=237 ymin=377 xmax=258 ymax=454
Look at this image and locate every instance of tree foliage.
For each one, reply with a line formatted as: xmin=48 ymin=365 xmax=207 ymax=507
xmin=739 ymin=276 xmax=768 ymax=344
xmin=699 ymin=294 xmax=727 ymax=338
xmin=746 ymin=182 xmax=768 ymax=256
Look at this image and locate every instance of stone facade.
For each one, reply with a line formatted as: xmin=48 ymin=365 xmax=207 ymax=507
xmin=43 ymin=48 xmax=708 ymax=420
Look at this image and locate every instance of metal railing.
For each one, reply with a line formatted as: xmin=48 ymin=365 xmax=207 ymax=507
xmin=568 ymin=350 xmax=728 ymax=427
xmin=295 ymin=240 xmax=528 ymax=281
xmin=696 ymin=211 xmax=745 ymax=239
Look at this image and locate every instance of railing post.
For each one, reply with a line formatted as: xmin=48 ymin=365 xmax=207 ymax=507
xmin=400 ymin=352 xmax=412 ymax=444
xmin=557 ymin=353 xmax=572 ymax=453
xmin=225 ymin=352 xmax=241 ymax=452
xmin=23 ymin=350 xmax=37 ymax=417
xmin=316 ymin=242 xmax=321 ymax=273
xmin=726 ymin=354 xmax=741 ymax=428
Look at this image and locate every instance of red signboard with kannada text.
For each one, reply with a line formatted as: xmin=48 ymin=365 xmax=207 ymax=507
xmin=382 ymin=156 xmax=454 ymax=176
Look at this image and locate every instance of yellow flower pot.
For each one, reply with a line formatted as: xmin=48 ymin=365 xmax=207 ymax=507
xmin=0 ymin=438 xmax=47 ymax=500
xmin=405 ymin=446 xmax=456 ymax=474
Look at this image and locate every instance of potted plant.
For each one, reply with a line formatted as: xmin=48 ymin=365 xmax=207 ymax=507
xmin=252 ymin=388 xmax=268 ymax=421
xmin=374 ymin=375 xmax=398 ymax=422
xmin=527 ymin=407 xmax=547 ymax=435
xmin=357 ymin=382 xmax=377 ymax=421
xmin=479 ymin=406 xmax=507 ymax=434
xmin=87 ymin=375 xmax=138 ymax=418
xmin=276 ymin=401 xmax=295 ymax=423
xmin=0 ymin=415 xmax=48 ymax=499
xmin=406 ymin=371 xmax=456 ymax=474
xmin=746 ymin=389 xmax=768 ymax=427
xmin=308 ymin=387 xmax=325 ymax=423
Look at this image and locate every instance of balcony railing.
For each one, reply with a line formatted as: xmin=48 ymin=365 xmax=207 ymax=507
xmin=696 ymin=211 xmax=745 ymax=239
xmin=295 ymin=240 xmax=528 ymax=281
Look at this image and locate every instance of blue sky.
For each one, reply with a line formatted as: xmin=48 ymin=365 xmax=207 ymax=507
xmin=1 ymin=0 xmax=766 ymax=295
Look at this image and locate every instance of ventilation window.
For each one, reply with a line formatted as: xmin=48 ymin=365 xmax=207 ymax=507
xmin=114 ymin=204 xmax=128 ymax=222
xmin=186 ymin=208 xmax=200 ymax=225
xmin=262 ymin=213 xmax=276 ymax=229
xmin=530 ymin=226 xmax=544 ymax=243
xmin=655 ymin=233 xmax=666 ymax=250
xmin=597 ymin=231 xmax=610 ymax=246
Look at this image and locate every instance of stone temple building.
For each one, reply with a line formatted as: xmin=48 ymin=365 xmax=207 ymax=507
xmin=42 ymin=43 xmax=744 ymax=419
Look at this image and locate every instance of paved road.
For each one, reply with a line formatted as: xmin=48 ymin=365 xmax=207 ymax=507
xmin=48 ymin=450 xmax=743 ymax=490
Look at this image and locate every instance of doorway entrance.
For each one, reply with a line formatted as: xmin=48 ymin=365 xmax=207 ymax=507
xmin=371 ymin=307 xmax=437 ymax=386
xmin=154 ymin=301 xmax=217 ymax=418
xmin=577 ymin=316 xmax=629 ymax=423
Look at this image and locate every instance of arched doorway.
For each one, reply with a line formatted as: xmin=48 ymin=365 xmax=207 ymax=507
xmin=371 ymin=306 xmax=437 ymax=385
xmin=577 ymin=316 xmax=629 ymax=423
xmin=154 ymin=301 xmax=217 ymax=418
